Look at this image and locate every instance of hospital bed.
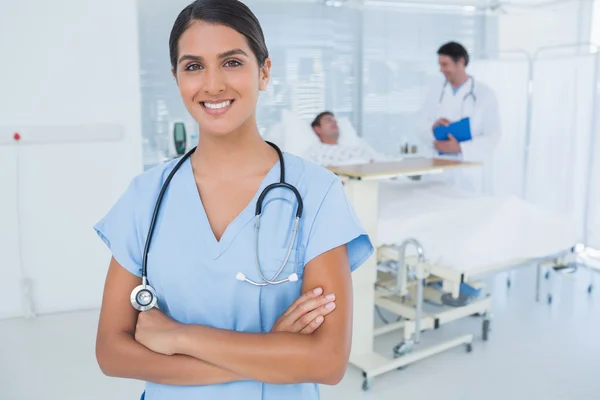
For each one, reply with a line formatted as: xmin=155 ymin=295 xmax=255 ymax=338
xmin=330 ymin=160 xmax=581 ymax=391
xmin=263 ymin=110 xmax=583 ymax=390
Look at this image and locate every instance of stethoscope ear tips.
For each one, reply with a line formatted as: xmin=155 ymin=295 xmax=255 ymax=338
xmin=235 ymin=271 xmax=299 ymax=285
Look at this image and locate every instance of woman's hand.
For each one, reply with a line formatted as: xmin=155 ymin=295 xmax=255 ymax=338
xmin=135 ymin=308 xmax=183 ymax=356
xmin=135 ymin=287 xmax=335 ymax=355
xmin=271 ymin=287 xmax=336 ymax=334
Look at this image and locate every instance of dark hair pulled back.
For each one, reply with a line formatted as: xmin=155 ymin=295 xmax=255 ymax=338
xmin=169 ymin=0 xmax=269 ymax=72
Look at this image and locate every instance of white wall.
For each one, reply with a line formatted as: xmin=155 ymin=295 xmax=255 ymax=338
xmin=0 ymin=0 xmax=143 ymax=319
xmin=498 ymin=1 xmax=594 ymax=54
xmin=0 ymin=147 xmax=23 ymax=319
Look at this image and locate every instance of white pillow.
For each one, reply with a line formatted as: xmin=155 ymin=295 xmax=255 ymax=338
xmin=280 ymin=110 xmax=320 ymax=157
xmin=262 ymin=121 xmax=285 ymax=148
xmin=337 ymin=117 xmax=362 ymax=146
xmin=273 ymin=110 xmax=368 ymax=157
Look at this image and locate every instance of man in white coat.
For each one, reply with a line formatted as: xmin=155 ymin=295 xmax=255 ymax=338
xmin=418 ymin=42 xmax=501 ymax=194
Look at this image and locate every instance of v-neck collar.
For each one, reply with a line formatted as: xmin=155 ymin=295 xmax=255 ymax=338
xmin=184 ymin=155 xmax=282 ymax=260
xmin=450 ymin=77 xmax=470 ymax=97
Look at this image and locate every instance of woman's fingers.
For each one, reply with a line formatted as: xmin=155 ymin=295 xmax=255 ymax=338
xmin=272 ymin=289 xmax=336 ymax=334
xmin=286 ymin=293 xmax=335 ymax=325
xmin=297 ymin=302 xmax=337 ymax=334
xmin=283 ymin=287 xmax=323 ymax=316
xmin=299 ymin=315 xmax=324 ymax=334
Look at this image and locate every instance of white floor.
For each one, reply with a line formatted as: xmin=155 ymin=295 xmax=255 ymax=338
xmin=1 ymin=266 xmax=599 ymax=400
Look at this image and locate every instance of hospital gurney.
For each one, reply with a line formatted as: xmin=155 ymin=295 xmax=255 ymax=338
xmin=329 ymin=158 xmax=581 ymax=391
xmin=375 ymin=177 xmax=580 ymax=301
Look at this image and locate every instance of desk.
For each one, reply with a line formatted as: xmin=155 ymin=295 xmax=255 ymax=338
xmin=330 ymin=158 xmax=481 ymax=390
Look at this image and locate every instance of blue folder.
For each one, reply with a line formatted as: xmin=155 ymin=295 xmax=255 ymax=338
xmin=433 ymin=117 xmax=472 ymax=142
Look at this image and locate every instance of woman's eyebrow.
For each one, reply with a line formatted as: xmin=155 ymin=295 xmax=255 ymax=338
xmin=218 ymin=49 xmax=249 ymax=59
xmin=178 ymin=49 xmax=249 ymax=65
xmin=178 ymin=54 xmax=203 ymax=64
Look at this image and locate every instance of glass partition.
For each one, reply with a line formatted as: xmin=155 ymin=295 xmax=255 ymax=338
xmin=362 ymin=6 xmax=488 ymax=153
xmin=137 ymin=0 xmax=495 ymax=167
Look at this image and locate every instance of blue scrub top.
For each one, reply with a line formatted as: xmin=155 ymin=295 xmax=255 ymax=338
xmin=94 ymin=152 xmax=374 ymax=400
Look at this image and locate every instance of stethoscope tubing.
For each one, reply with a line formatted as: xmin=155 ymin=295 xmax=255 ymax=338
xmin=132 ymin=141 xmax=303 ymax=311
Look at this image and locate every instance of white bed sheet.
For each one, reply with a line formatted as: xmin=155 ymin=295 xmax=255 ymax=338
xmin=376 ymin=180 xmax=579 ymax=273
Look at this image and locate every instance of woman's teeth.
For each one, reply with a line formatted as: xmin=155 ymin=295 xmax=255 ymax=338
xmin=202 ymin=100 xmax=232 ymax=109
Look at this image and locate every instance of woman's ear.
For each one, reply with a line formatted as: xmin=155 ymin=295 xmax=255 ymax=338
xmin=259 ymin=58 xmax=272 ymax=91
xmin=171 ymin=67 xmax=177 ymax=81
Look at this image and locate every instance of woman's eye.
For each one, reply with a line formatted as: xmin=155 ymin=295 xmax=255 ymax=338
xmin=185 ymin=63 xmax=202 ymax=71
xmin=224 ymin=60 xmax=241 ymax=68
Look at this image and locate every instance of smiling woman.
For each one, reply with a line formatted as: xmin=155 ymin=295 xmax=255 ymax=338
xmin=92 ymin=1 xmax=373 ymax=399
xmin=170 ymin=3 xmax=271 ymax=137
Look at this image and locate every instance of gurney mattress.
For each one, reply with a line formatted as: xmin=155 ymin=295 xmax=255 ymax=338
xmin=377 ymin=181 xmax=578 ymax=273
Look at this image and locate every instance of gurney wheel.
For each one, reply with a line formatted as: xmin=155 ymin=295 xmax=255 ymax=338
xmin=482 ymin=319 xmax=490 ymax=341
xmin=362 ymin=378 xmax=373 ymax=391
xmin=547 ymin=294 xmax=553 ymax=305
xmin=441 ymin=293 xmax=472 ymax=307
xmin=393 ymin=341 xmax=414 ymax=358
xmin=466 ymin=343 xmax=473 ymax=353
xmin=588 ymin=285 xmax=593 ymax=294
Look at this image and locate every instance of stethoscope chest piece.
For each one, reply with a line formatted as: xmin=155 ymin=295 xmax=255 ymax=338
xmin=131 ymin=282 xmax=158 ymax=312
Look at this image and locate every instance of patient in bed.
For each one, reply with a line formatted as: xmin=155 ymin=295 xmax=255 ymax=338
xmin=267 ymin=111 xmax=578 ymax=298
xmin=304 ymin=111 xmax=386 ymax=166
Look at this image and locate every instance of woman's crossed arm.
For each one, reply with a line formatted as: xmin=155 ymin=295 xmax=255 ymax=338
xmin=135 ymin=245 xmax=354 ymax=385
xmin=95 ymin=256 xmax=339 ymax=386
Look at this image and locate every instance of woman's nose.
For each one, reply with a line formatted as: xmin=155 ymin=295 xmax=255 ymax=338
xmin=203 ymin=68 xmax=226 ymax=95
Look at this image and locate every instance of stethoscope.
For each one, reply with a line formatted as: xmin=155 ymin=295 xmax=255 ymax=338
xmin=438 ymin=76 xmax=476 ymax=118
xmin=130 ymin=141 xmax=304 ymax=312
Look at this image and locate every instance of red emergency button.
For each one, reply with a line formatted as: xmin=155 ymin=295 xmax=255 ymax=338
xmin=13 ymin=132 xmax=21 ymax=141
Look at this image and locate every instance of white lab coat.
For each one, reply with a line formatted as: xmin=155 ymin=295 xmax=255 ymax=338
xmin=418 ymin=76 xmax=501 ymax=194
